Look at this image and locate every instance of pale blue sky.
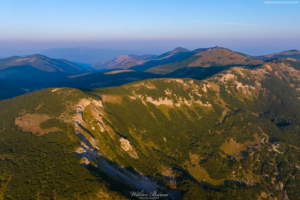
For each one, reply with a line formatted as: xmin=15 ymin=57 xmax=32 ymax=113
xmin=0 ymin=0 xmax=299 ymax=55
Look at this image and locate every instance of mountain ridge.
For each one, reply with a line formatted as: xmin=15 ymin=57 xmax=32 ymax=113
xmin=0 ymin=54 xmax=90 ymax=92
xmin=251 ymin=49 xmax=300 ymax=61
xmin=41 ymin=47 xmax=147 ymax=64
xmin=92 ymin=54 xmax=153 ymax=70
xmin=0 ymin=54 xmax=86 ymax=73
xmin=2 ymin=46 xmax=300 ymax=100
xmin=145 ymin=47 xmax=264 ymax=75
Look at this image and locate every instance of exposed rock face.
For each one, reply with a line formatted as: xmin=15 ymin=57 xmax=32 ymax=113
xmin=260 ymin=137 xmax=266 ymax=144
xmin=71 ymin=98 xmax=164 ymax=194
xmin=265 ymin=59 xmax=300 ymax=94
xmin=51 ymin=88 xmax=61 ymax=92
xmin=283 ymin=190 xmax=290 ymax=200
xmin=221 ymin=74 xmax=236 ymax=82
xmin=73 ymin=98 xmax=104 ymax=150
xmin=120 ymin=137 xmax=138 ymax=159
xmin=120 ymin=137 xmax=133 ymax=151
xmin=145 ymin=96 xmax=173 ymax=106
xmin=75 ymin=141 xmax=160 ymax=193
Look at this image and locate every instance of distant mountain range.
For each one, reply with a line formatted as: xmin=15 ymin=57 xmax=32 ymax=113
xmin=1 ymin=46 xmax=300 ymax=100
xmin=128 ymin=47 xmax=198 ymax=72
xmin=92 ymin=54 xmax=153 ymax=70
xmin=145 ymin=46 xmax=264 ymax=75
xmin=251 ymin=49 xmax=300 ymax=61
xmin=90 ymin=47 xmax=198 ymax=72
xmin=90 ymin=47 xmax=300 ymax=72
xmin=0 ymin=54 xmax=86 ymax=72
xmin=52 ymin=46 xmax=265 ymax=89
xmin=41 ymin=47 xmax=146 ymax=65
xmin=0 ymin=54 xmax=89 ymax=98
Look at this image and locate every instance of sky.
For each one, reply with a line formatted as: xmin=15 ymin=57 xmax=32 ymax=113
xmin=0 ymin=0 xmax=299 ymax=55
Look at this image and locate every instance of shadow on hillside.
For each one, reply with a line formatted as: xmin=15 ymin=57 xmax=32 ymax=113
xmin=200 ymin=179 xmax=252 ymax=192
xmin=86 ymin=164 xmax=139 ymax=199
xmin=166 ymin=64 xmax=263 ymax=81
xmin=130 ymin=51 xmax=197 ymax=72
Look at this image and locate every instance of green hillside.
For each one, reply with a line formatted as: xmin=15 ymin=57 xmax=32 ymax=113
xmin=1 ymin=58 xmax=300 ymax=199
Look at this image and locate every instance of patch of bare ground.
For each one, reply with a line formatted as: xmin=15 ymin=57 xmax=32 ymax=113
xmin=221 ymin=134 xmax=261 ymax=159
xmin=120 ymin=137 xmax=138 ymax=159
xmin=185 ymin=153 xmax=224 ymax=185
xmin=123 ymin=81 xmax=157 ymax=90
xmin=220 ymin=138 xmax=252 ymax=159
xmin=165 ymin=79 xmax=192 ymax=90
xmin=161 ymin=166 xmax=177 ymax=189
xmin=18 ymin=110 xmax=26 ymax=117
xmin=68 ymin=73 xmax=91 ymax=78
xmin=100 ymin=95 xmax=123 ymax=104
xmin=35 ymin=103 xmax=44 ymax=110
xmin=51 ymin=88 xmax=61 ymax=92
xmin=145 ymin=96 xmax=173 ymax=106
xmin=15 ymin=114 xmax=59 ymax=135
xmin=264 ymin=64 xmax=272 ymax=72
xmin=0 ymin=155 xmax=14 ymax=161
xmin=258 ymin=127 xmax=270 ymax=138
xmin=80 ymin=157 xmax=89 ymax=165
xmin=104 ymin=69 xmax=135 ymax=74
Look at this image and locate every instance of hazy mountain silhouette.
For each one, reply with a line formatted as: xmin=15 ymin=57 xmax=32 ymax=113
xmin=0 ymin=54 xmax=89 ymax=90
xmin=92 ymin=54 xmax=153 ymax=70
xmin=41 ymin=47 xmax=142 ymax=64
xmin=250 ymin=49 xmax=300 ymax=61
